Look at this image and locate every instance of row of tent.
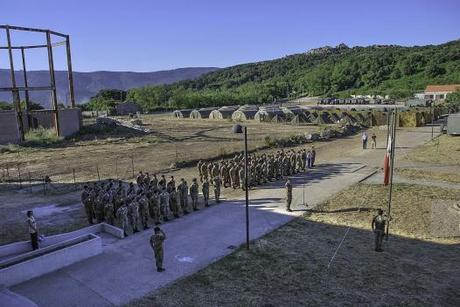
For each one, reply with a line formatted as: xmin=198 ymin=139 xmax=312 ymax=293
xmin=319 ymin=98 xmax=396 ymax=105
xmin=172 ymin=105 xmax=371 ymax=126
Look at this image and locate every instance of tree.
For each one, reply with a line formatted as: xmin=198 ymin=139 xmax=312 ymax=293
xmin=0 ymin=101 xmax=13 ymax=110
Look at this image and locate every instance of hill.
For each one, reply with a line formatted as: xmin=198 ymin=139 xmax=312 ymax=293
xmin=126 ymin=39 xmax=460 ymax=110
xmin=0 ymin=67 xmax=219 ymax=108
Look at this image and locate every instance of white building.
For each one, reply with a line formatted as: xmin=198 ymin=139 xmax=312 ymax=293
xmin=424 ymin=84 xmax=460 ymax=101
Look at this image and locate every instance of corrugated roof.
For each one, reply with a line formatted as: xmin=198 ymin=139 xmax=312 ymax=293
xmin=425 ymin=84 xmax=460 ymax=93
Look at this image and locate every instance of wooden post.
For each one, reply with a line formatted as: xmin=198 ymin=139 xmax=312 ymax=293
xmin=96 ymin=165 xmax=101 ymax=181
xmin=6 ymin=26 xmax=25 ymax=141
xmin=46 ymin=30 xmax=60 ymax=136
xmin=72 ymin=168 xmax=76 ymax=185
xmin=65 ymin=35 xmax=76 ymax=108
xmin=17 ymin=164 xmax=22 ymax=189
xmin=115 ymin=158 xmax=118 ymax=180
xmin=28 ymin=171 xmax=32 ymax=192
xmin=131 ymin=156 xmax=135 ymax=179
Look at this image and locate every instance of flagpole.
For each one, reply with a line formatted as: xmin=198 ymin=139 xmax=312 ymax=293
xmin=386 ymin=108 xmax=397 ymax=240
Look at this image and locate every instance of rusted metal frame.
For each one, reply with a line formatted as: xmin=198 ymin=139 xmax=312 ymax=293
xmin=20 ymin=47 xmax=32 ymax=128
xmin=0 ymin=25 xmax=67 ymax=38
xmin=65 ymin=35 xmax=76 ymax=108
xmin=46 ymin=30 xmax=61 ymax=136
xmin=5 ymin=26 xmax=25 ymax=141
xmin=0 ymin=86 xmax=55 ymax=92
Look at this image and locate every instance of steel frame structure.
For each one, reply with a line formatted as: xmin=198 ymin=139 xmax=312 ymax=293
xmin=0 ymin=25 xmax=76 ymax=139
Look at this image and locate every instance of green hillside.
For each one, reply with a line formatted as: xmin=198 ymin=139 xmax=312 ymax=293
xmin=119 ymin=40 xmax=460 ymax=111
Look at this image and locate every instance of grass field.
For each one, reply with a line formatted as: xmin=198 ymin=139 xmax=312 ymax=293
xmin=401 ymin=134 xmax=460 ymax=165
xmin=127 ymin=183 xmax=460 ymax=306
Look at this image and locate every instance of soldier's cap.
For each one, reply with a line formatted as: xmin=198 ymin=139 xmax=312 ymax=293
xmin=154 ymin=226 xmax=160 ymax=232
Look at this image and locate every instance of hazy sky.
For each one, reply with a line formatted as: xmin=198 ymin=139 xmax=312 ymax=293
xmin=1 ymin=0 xmax=459 ymax=72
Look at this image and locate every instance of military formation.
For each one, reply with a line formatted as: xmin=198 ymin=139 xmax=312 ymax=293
xmin=80 ymin=172 xmax=221 ymax=237
xmin=80 ymin=147 xmax=317 ymax=237
xmin=196 ymin=147 xmax=316 ymax=191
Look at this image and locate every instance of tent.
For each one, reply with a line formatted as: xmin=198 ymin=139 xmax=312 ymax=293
xmin=254 ymin=106 xmax=285 ymax=122
xmin=209 ymin=106 xmax=239 ymax=119
xmin=190 ymin=107 xmax=217 ymax=119
xmin=172 ymin=109 xmax=192 ymax=118
xmin=231 ymin=105 xmax=258 ymax=121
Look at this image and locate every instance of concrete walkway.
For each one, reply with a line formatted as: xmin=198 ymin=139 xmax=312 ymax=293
xmin=4 ymin=126 xmax=438 ymax=306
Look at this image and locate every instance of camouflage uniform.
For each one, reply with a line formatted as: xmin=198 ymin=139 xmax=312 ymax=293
xmin=189 ymin=179 xmax=199 ymax=211
xmin=213 ymin=176 xmax=222 ymax=203
xmin=116 ymin=204 xmax=129 ymax=236
xmin=150 ymin=229 xmax=166 ymax=272
xmin=202 ymin=179 xmax=210 ymax=206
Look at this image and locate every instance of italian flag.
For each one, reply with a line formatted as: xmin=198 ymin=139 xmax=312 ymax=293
xmin=383 ymin=134 xmax=392 ymax=185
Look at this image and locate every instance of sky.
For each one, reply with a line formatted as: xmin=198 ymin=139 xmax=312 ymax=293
xmin=0 ymin=0 xmax=459 ymax=72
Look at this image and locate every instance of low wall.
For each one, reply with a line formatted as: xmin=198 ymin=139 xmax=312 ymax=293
xmin=29 ymin=109 xmax=82 ymax=137
xmin=0 ymin=234 xmax=102 ymax=287
xmin=0 ymin=223 xmax=123 ymax=260
xmin=0 ymin=111 xmax=21 ymax=144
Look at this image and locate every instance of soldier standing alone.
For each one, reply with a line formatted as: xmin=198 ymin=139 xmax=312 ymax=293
xmin=285 ymin=178 xmax=293 ymax=212
xmin=372 ymin=209 xmax=387 ymax=252
xmin=150 ymin=227 xmax=166 ymax=272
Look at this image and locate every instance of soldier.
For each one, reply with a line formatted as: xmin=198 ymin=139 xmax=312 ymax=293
xmin=169 ymin=188 xmax=180 ymax=218
xmin=372 ymin=209 xmax=387 ymax=252
xmin=150 ymin=174 xmax=159 ymax=191
xmin=285 ymin=178 xmax=293 ymax=212
xmin=149 ymin=190 xmax=162 ymax=225
xmin=116 ymin=202 xmax=129 ymax=237
xmin=159 ymin=188 xmax=170 ymax=221
xmin=213 ymin=175 xmax=222 ymax=203
xmin=104 ymin=199 xmax=115 ymax=225
xmin=158 ymin=175 xmax=166 ymax=191
xmin=311 ymin=146 xmax=316 ymax=167
xmin=189 ymin=178 xmax=199 ymax=211
xmin=202 ymin=178 xmax=210 ymax=207
xmin=127 ymin=182 xmax=136 ymax=197
xmin=81 ymin=185 xmax=94 ymax=224
xmin=238 ymin=166 xmax=245 ymax=190
xmin=200 ymin=162 xmax=208 ymax=183
xmin=94 ymin=192 xmax=105 ymax=223
xmin=178 ymin=178 xmax=189 ymax=214
xmin=150 ymin=227 xmax=166 ymax=272
xmin=138 ymin=193 xmax=150 ymax=230
xmin=128 ymin=197 xmax=140 ymax=233
xmin=197 ymin=160 xmax=203 ymax=182
xmin=136 ymin=171 xmax=144 ymax=186
xmin=166 ymin=176 xmax=176 ymax=193
xmin=143 ymin=172 xmax=151 ymax=187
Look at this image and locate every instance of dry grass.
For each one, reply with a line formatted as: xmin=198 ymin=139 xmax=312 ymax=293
xmin=127 ymin=183 xmax=460 ymax=307
xmin=0 ymin=114 xmax=320 ymax=185
xmin=396 ymin=168 xmax=460 ymax=184
xmin=307 ymin=183 xmax=460 ymax=239
xmin=402 ymin=134 xmax=460 ymax=165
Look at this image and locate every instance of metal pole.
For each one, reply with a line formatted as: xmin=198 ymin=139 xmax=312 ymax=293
xmin=244 ymin=126 xmax=250 ymax=250
xmin=46 ymin=30 xmax=60 ymax=136
xmin=20 ymin=47 xmax=32 ymax=129
xmin=386 ymin=109 xmax=397 ymax=240
xmin=431 ymin=103 xmax=434 ymax=140
xmin=65 ymin=35 xmax=76 ymax=108
xmin=6 ymin=26 xmax=25 ymax=141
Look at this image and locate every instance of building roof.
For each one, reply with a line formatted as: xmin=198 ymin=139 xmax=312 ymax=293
xmin=425 ymin=84 xmax=460 ymax=93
